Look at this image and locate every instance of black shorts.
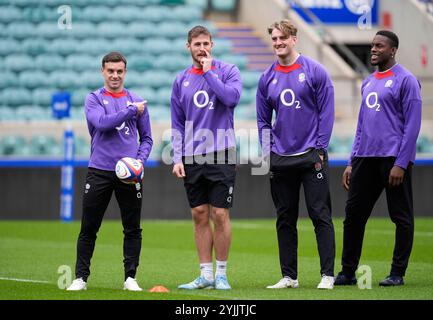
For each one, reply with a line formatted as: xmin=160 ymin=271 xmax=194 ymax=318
xmin=183 ymin=163 xmax=236 ymax=209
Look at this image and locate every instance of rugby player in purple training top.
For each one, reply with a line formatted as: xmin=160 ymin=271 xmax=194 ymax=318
xmin=67 ymin=52 xmax=153 ymax=292
xmin=171 ymin=26 xmax=242 ymax=290
xmin=256 ymin=20 xmax=336 ymax=290
xmin=335 ymin=31 xmax=422 ymax=287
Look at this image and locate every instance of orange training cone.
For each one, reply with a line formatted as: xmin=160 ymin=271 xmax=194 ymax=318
xmin=149 ymin=285 xmax=169 ymax=293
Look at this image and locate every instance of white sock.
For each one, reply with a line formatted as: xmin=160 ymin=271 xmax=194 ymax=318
xmin=215 ymin=260 xmax=227 ymax=277
xmin=200 ymin=263 xmax=213 ymax=281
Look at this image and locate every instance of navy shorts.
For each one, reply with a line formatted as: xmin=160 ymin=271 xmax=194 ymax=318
xmin=183 ymin=163 xmax=236 ymax=209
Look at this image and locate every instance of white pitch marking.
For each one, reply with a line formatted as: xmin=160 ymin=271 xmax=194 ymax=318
xmin=0 ymin=277 xmax=51 ymax=284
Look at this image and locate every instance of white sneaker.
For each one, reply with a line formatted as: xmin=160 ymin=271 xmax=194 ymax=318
xmin=66 ymin=278 xmax=87 ymax=291
xmin=266 ymin=277 xmax=299 ymax=289
xmin=317 ymin=275 xmax=334 ymax=289
xmin=123 ymin=277 xmax=143 ymax=291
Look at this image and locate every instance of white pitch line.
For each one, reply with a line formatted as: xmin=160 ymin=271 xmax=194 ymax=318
xmin=0 ymin=277 xmax=51 ymax=284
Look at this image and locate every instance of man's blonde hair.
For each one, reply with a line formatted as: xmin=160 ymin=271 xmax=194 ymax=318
xmin=267 ymin=20 xmax=298 ymax=37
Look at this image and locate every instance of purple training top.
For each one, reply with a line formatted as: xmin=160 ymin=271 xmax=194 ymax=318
xmin=170 ymin=59 xmax=242 ymax=164
xmin=85 ymin=87 xmax=153 ymax=171
xmin=256 ymin=55 xmax=335 ymax=156
xmin=350 ymin=64 xmax=422 ymax=169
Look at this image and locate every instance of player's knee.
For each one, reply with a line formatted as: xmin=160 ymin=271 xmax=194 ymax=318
xmin=191 ymin=206 xmax=209 ymax=224
xmin=211 ymin=208 xmax=230 ymax=226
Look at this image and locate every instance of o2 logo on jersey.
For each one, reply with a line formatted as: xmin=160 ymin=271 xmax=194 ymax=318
xmin=193 ymin=90 xmax=214 ymax=110
xmin=280 ymin=89 xmax=301 ymax=109
xmin=365 ymin=91 xmax=380 ymax=112
xmin=115 ymin=121 xmax=130 ymax=135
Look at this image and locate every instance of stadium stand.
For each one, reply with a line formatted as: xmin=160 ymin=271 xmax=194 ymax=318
xmin=0 ymin=0 xmax=432 ymax=161
xmin=0 ymin=0 xmax=257 ymax=135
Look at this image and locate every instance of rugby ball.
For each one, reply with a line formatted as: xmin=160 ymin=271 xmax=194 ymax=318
xmin=115 ymin=157 xmax=144 ymax=184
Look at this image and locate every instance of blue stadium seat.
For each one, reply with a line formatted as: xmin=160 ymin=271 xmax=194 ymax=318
xmin=22 ymin=6 xmax=58 ymax=22
xmin=97 ymin=22 xmax=131 ymax=38
xmin=129 ymin=87 xmax=157 ymax=105
xmin=49 ymin=70 xmax=81 ymax=89
xmin=80 ymin=6 xmax=112 ymax=22
xmin=72 ymin=88 xmax=91 ymax=107
xmin=65 ymin=55 xmax=99 ymax=72
xmin=239 ymin=88 xmax=255 ymax=105
xmin=171 ymin=5 xmax=203 ymax=22
xmin=417 ymin=136 xmax=433 ymax=153
xmin=241 ymin=71 xmax=261 ymax=89
xmin=48 ymin=39 xmax=80 ymax=56
xmin=211 ymin=0 xmax=236 ymax=11
xmin=32 ymin=88 xmax=57 ymax=107
xmin=154 ymin=54 xmax=191 ymax=72
xmin=67 ymin=22 xmax=98 ymax=39
xmin=173 ymin=38 xmax=188 ymax=54
xmin=79 ymin=71 xmax=103 ymax=90
xmin=219 ymin=54 xmax=247 ymax=70
xmin=35 ymin=54 xmax=66 ymax=72
xmin=15 ymin=106 xmax=51 ymax=121
xmin=111 ymin=6 xmax=144 ymax=22
xmin=141 ymin=70 xmax=174 ymax=88
xmin=19 ymin=71 xmax=50 ymax=89
xmin=77 ymin=39 xmax=112 ymax=55
xmin=124 ymin=71 xmax=143 ymax=87
xmin=111 ymin=38 xmax=143 ymax=55
xmin=159 ymin=0 xmax=184 ymax=5
xmin=142 ymin=6 xmax=169 ymax=22
xmin=142 ymin=38 xmax=173 ymax=54
xmin=0 ymin=6 xmax=22 ymax=23
xmin=71 ymin=106 xmax=86 ymax=121
xmin=128 ymin=55 xmax=155 ymax=71
xmin=1 ymin=88 xmax=33 ymax=106
xmin=0 ymin=73 xmax=19 ymax=89
xmin=157 ymin=22 xmax=189 ymax=38
xmin=149 ymin=105 xmax=171 ymax=122
xmin=0 ymin=107 xmax=16 ymax=121
xmin=75 ymin=136 xmax=90 ymax=157
xmin=30 ymin=135 xmax=61 ymax=156
xmin=37 ymin=22 xmax=66 ymax=39
xmin=5 ymin=55 xmax=34 ymax=72
xmin=126 ymin=22 xmax=158 ymax=38
xmin=328 ymin=136 xmax=353 ymax=154
xmin=0 ymin=135 xmax=30 ymax=156
xmin=21 ymin=38 xmax=50 ymax=55
xmin=155 ymin=87 xmax=172 ymax=106
xmin=235 ymin=105 xmax=256 ymax=120
xmin=0 ymin=39 xmax=22 ymax=55
xmin=186 ymin=21 xmax=217 ymax=34
xmin=212 ymin=38 xmax=233 ymax=56
xmin=186 ymin=0 xmax=209 ymax=9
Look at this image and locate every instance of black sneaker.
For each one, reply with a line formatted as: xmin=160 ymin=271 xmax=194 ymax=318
xmin=379 ymin=275 xmax=404 ymax=287
xmin=334 ymin=272 xmax=357 ymax=286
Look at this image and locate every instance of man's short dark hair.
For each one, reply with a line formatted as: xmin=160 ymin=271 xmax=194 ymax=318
xmin=187 ymin=25 xmax=212 ymax=43
xmin=102 ymin=51 xmax=127 ymax=68
xmin=376 ymin=30 xmax=399 ymax=48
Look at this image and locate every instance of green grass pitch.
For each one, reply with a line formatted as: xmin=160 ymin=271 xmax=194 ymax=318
xmin=0 ymin=218 xmax=432 ymax=300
